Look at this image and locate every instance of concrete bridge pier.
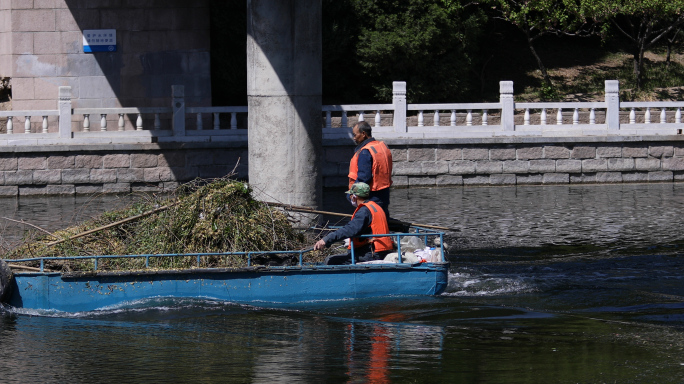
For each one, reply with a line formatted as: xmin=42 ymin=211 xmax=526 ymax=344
xmin=247 ymin=0 xmax=322 ymax=211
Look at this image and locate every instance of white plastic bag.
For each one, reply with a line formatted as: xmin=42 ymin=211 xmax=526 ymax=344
xmin=400 ymin=236 xmax=423 ymax=252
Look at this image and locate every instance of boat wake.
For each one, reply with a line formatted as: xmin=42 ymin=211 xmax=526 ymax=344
xmin=2 ymin=297 xmax=258 ymax=318
xmin=443 ymin=271 xmax=537 ymax=296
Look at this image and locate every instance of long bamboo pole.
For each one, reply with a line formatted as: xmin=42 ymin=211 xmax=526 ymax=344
xmin=7 ymin=264 xmax=55 ymax=272
xmin=264 ymin=201 xmax=456 ymax=232
xmin=44 ymin=202 xmax=179 ymax=247
xmin=37 ymin=197 xmax=453 ymax=250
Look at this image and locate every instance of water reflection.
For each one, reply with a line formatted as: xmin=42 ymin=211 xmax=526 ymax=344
xmin=2 ymin=184 xmax=684 ymax=382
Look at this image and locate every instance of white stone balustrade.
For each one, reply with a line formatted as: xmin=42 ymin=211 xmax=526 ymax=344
xmin=0 ymin=111 xmax=59 ymax=136
xmin=622 ymin=102 xmax=683 ymax=126
xmin=74 ymin=107 xmax=170 ymax=132
xmin=1 ymin=81 xmax=683 ymax=146
xmin=321 ymin=104 xmax=393 ymax=130
xmin=186 ymin=106 xmax=248 ymax=131
xmin=406 ymin=102 xmax=501 ymax=138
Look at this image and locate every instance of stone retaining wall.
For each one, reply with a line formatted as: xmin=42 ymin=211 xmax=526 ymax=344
xmin=0 ymin=143 xmax=247 ymax=196
xmin=3 ymin=136 xmax=684 ymax=196
xmin=384 ymin=137 xmax=684 ymax=187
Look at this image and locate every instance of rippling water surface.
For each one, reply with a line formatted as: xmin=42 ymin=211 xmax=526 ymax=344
xmin=2 ymin=184 xmax=684 ymax=383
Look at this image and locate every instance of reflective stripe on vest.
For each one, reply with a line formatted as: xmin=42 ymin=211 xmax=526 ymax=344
xmin=347 ymin=200 xmax=394 ymax=252
xmin=348 ymin=140 xmax=393 ymax=190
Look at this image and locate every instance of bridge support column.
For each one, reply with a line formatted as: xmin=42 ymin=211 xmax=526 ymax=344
xmin=247 ymin=0 xmax=322 ymax=211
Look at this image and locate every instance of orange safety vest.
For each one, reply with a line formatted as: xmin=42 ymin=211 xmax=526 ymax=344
xmin=348 ymin=140 xmax=393 ymax=190
xmin=347 ymin=200 xmax=394 ymax=252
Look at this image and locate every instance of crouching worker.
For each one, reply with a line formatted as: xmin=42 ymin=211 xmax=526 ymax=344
xmin=313 ymin=182 xmax=395 ymax=265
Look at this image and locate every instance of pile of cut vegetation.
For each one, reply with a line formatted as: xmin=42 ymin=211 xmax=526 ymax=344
xmin=3 ymin=178 xmax=310 ymax=271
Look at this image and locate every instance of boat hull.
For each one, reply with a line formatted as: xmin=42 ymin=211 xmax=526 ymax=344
xmin=6 ymin=263 xmax=450 ymax=312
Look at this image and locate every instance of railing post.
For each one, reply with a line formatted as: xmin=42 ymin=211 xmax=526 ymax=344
xmin=172 ymin=85 xmax=186 ymax=136
xmin=605 ymin=80 xmax=619 ymax=131
xmin=58 ymin=86 xmax=72 ymax=139
xmin=392 ymin=81 xmax=407 ymax=133
xmin=500 ymin=81 xmax=514 ymax=131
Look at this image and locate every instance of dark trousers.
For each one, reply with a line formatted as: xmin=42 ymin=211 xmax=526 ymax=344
xmin=324 ymin=244 xmax=391 ymax=265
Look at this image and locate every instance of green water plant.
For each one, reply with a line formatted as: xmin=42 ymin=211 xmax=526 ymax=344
xmin=3 ymin=178 xmax=311 ymax=271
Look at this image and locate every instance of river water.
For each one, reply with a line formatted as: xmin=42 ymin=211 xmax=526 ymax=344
xmin=2 ymin=184 xmax=684 ymax=383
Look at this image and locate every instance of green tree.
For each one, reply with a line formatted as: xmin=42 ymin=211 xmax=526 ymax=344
xmin=587 ymin=0 xmax=684 ymax=89
xmin=487 ymin=0 xmax=597 ymax=91
xmin=351 ymin=0 xmax=487 ymax=103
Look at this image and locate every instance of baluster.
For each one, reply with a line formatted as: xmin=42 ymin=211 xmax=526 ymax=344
xmin=83 ymin=114 xmax=90 ymax=132
xmin=136 ymin=113 xmax=143 ymax=131
xmin=590 ymin=108 xmax=596 ymax=125
xmin=42 ymin=116 xmax=48 ymax=133
xmin=676 ymin=107 xmax=682 ymax=124
xmin=573 ymin=108 xmax=579 ymax=125
xmin=644 ymin=107 xmax=651 ymax=124
xmin=541 ymin=108 xmax=547 ymax=125
xmin=196 ymin=112 xmax=203 ymax=130
xmin=100 ymin=114 xmax=107 ymax=131
xmin=154 ymin=114 xmax=161 ymax=130
xmin=660 ymin=108 xmax=666 ymax=124
xmin=341 ymin=111 xmax=348 ymax=128
xmin=433 ymin=110 xmax=440 ymax=126
xmin=358 ymin=111 xmax=364 ymax=122
xmin=466 ymin=110 xmax=472 ymax=126
xmin=325 ymin=111 xmax=331 ymax=129
xmin=482 ymin=110 xmax=488 ymax=126
xmin=118 ymin=114 xmax=125 ymax=131
xmin=524 ymin=108 xmax=530 ymax=125
xmin=6 ymin=116 xmax=12 ymax=134
xmin=374 ymin=110 xmax=381 ymax=127
xmin=629 ymin=108 xmax=636 ymax=124
xmin=418 ymin=110 xmax=424 ymax=127
xmin=556 ymin=108 xmax=563 ymax=125
xmin=230 ymin=112 xmax=237 ymax=129
xmin=24 ymin=116 xmax=30 ymax=133
xmin=213 ymin=112 xmax=220 ymax=130
xmin=450 ymin=110 xmax=456 ymax=126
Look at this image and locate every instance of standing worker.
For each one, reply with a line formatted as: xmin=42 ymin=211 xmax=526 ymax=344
xmin=314 ymin=183 xmax=394 ymax=265
xmin=348 ymin=121 xmax=393 ymax=218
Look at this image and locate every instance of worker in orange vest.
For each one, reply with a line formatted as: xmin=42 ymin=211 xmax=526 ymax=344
xmin=314 ymin=182 xmax=394 ymax=265
xmin=348 ymin=121 xmax=393 ymax=218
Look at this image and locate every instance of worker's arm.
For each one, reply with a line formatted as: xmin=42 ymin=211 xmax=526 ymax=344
xmin=314 ymin=207 xmax=372 ymax=249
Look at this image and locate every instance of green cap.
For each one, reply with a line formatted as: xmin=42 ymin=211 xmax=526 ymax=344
xmin=346 ymin=182 xmax=370 ymax=198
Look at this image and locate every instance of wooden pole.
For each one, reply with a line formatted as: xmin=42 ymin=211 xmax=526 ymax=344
xmin=7 ymin=264 xmax=55 ymax=272
xmin=45 ymin=202 xmax=179 ymax=247
xmin=263 ymin=201 xmax=456 ymax=232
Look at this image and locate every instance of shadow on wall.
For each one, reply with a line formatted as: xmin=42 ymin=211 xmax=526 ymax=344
xmin=61 ymin=1 xmax=234 ymax=181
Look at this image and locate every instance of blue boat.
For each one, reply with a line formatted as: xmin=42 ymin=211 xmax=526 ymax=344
xmin=0 ymin=231 xmax=449 ymax=313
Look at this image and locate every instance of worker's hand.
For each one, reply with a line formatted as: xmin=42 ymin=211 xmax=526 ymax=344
xmin=314 ymin=239 xmax=327 ymax=251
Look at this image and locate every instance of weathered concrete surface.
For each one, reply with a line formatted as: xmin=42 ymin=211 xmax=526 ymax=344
xmin=1 ymin=1 xmax=211 ymax=115
xmin=246 ymin=0 xmax=322 ymax=208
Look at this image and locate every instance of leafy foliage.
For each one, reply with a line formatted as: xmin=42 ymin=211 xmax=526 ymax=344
xmin=351 ymin=0 xmax=487 ymax=102
xmin=487 ymin=0 xmax=599 ymax=91
xmin=583 ymin=0 xmax=684 ymax=89
xmin=3 ymin=178 xmax=309 ymax=271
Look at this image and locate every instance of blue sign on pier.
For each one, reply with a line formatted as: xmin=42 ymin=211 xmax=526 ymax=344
xmin=83 ymin=29 xmax=117 ymax=53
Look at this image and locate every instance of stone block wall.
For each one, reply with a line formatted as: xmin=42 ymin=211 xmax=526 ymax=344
xmin=3 ymin=137 xmax=684 ymax=196
xmin=0 ymin=143 xmax=247 ymax=196
xmin=384 ymin=138 xmax=684 ymax=187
